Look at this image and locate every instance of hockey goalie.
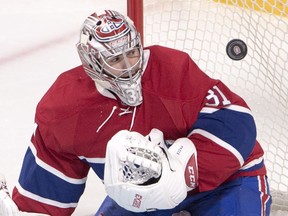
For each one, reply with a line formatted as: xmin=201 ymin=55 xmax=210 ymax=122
xmin=1 ymin=9 xmax=271 ymax=216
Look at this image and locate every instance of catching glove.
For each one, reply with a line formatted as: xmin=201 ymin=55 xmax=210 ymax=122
xmin=104 ymin=129 xmax=198 ymax=212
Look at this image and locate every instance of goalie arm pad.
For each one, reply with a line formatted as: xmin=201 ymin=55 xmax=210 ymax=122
xmin=168 ymin=138 xmax=198 ymax=191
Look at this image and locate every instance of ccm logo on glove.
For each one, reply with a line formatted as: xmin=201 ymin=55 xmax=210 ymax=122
xmin=185 ymin=155 xmax=198 ymax=189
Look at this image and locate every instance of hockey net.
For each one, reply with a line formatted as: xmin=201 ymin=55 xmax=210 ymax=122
xmin=128 ymin=0 xmax=288 ymax=212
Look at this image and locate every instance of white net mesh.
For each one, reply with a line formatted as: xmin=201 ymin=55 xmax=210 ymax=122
xmin=142 ymin=0 xmax=288 ymax=212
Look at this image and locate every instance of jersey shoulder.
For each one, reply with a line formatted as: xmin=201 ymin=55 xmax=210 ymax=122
xmin=36 ymin=66 xmax=100 ymax=122
xmin=143 ymin=45 xmax=216 ymax=101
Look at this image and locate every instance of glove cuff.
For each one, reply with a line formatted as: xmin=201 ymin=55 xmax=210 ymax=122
xmin=169 ymin=138 xmax=198 ymax=191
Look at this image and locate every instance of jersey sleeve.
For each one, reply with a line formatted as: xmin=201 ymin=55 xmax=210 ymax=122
xmin=144 ymin=46 xmax=265 ymax=192
xmin=187 ymin=81 xmax=264 ymax=192
xmin=12 ymin=122 xmax=90 ymax=215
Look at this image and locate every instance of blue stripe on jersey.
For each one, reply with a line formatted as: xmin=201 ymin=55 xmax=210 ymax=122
xmin=79 ymin=157 xmax=105 ymax=181
xmin=19 ymin=148 xmax=85 ymax=203
xmin=190 ymin=108 xmax=256 ymax=160
xmin=90 ymin=163 xmax=105 ymax=181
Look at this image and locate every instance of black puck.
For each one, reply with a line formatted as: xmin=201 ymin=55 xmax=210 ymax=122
xmin=226 ymin=39 xmax=247 ymax=60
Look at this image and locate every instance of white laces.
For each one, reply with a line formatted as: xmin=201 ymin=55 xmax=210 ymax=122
xmin=96 ymin=106 xmax=137 ymax=132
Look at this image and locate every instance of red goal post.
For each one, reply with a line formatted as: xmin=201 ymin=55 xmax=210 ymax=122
xmin=127 ymin=0 xmax=144 ymax=44
xmin=127 ymin=0 xmax=288 ymax=213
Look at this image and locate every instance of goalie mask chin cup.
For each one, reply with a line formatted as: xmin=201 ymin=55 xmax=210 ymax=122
xmin=76 ymin=10 xmax=144 ymax=106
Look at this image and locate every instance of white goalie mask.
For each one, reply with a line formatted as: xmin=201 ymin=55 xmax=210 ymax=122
xmin=76 ymin=10 xmax=144 ymax=106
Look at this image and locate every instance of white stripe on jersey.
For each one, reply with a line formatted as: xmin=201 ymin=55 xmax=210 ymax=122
xmin=200 ymin=105 xmax=253 ymax=115
xmin=257 ymin=176 xmax=270 ymax=216
xmin=78 ymin=156 xmax=105 ymax=164
xmin=226 ymin=105 xmax=253 ymax=115
xmin=16 ymin=183 xmax=78 ymax=208
xmin=29 ymin=143 xmax=87 ymax=184
xmin=200 ymin=107 xmax=219 ymax=113
xmin=188 ymin=129 xmax=244 ymax=166
xmin=240 ymin=157 xmax=264 ymax=170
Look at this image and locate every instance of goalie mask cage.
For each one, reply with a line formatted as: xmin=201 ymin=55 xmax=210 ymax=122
xmin=127 ymin=0 xmax=288 ymax=212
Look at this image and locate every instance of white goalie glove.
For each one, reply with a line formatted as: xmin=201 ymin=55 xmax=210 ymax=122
xmin=104 ymin=128 xmax=198 ymax=212
xmin=0 ymin=174 xmax=19 ymax=216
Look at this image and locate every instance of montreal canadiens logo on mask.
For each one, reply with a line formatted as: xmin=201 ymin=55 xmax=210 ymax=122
xmin=93 ymin=16 xmax=130 ymax=42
